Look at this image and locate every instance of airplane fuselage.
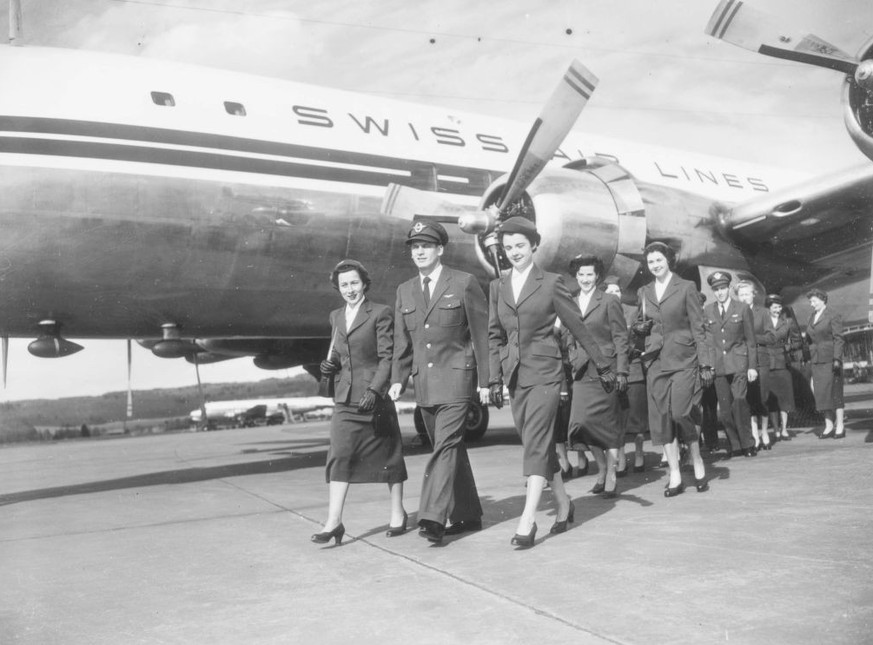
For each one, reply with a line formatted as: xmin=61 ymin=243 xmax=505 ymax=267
xmin=1 ymin=45 xmax=853 ymax=365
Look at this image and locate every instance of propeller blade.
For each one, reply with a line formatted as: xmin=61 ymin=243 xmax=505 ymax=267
xmin=705 ymin=0 xmax=857 ymax=74
xmin=498 ymin=60 xmax=598 ymax=211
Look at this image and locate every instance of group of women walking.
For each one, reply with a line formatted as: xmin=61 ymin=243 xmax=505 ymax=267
xmin=310 ymin=219 xmax=846 ymax=549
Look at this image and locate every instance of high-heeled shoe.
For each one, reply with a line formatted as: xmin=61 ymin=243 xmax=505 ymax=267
xmin=511 ymin=522 xmax=537 ymax=548
xmin=834 ymin=427 xmax=846 ymax=439
xmin=819 ymin=428 xmax=835 ymax=439
xmin=311 ymin=523 xmax=345 ymax=545
xmin=591 ymin=481 xmax=606 ymax=494
xmin=694 ymin=477 xmax=709 ymax=492
xmin=386 ymin=511 xmax=408 ymax=537
xmin=615 ymin=464 xmax=628 ymax=478
xmin=664 ymin=482 xmax=685 ymax=498
xmin=761 ymin=442 xmax=772 ymax=451
xmin=549 ymin=501 xmax=575 ymax=534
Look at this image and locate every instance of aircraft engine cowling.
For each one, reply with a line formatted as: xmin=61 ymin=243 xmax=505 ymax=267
xmin=843 ymin=36 xmax=873 ymax=163
xmin=473 ymin=158 xmax=646 ymax=285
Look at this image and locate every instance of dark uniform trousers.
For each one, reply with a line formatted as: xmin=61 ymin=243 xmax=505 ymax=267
xmin=705 ymin=300 xmax=757 ymax=451
xmin=392 ymin=267 xmax=488 ymax=527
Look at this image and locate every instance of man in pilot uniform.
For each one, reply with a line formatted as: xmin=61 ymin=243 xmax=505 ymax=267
xmin=704 ymin=271 xmax=759 ymax=457
xmin=389 ymin=221 xmax=490 ymax=544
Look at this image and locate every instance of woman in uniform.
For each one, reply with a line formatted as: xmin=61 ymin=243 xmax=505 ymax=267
xmin=563 ymin=257 xmax=629 ymax=498
xmin=736 ymin=280 xmax=772 ymax=451
xmin=806 ymin=289 xmax=846 ymax=439
xmin=488 ymin=217 xmax=615 ymax=547
xmin=312 ymin=260 xmax=408 ymax=545
xmin=634 ymin=242 xmax=711 ymax=496
xmin=603 ymin=276 xmax=649 ymax=474
xmin=763 ymin=294 xmax=799 ymax=440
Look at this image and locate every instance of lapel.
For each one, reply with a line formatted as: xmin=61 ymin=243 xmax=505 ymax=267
xmin=643 ymin=282 xmax=660 ymax=316
xmin=582 ymin=289 xmax=602 ymax=319
xmin=499 ymin=273 xmax=516 ymax=311
xmin=425 ymin=268 xmax=452 ymax=318
xmin=516 ymin=263 xmax=543 ymax=308
xmin=346 ymin=299 xmax=371 ymax=336
xmin=658 ymin=275 xmax=681 ymax=305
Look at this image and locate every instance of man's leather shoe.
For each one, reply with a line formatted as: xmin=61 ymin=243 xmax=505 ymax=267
xmin=419 ymin=520 xmax=445 ymax=544
xmin=743 ymin=447 xmax=757 ymax=457
xmin=444 ymin=520 xmax=483 ymax=536
xmin=731 ymin=450 xmax=743 ymax=458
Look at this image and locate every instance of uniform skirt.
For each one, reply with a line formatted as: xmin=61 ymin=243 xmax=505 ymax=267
xmin=811 ymin=364 xmax=844 ymax=412
xmin=766 ymin=367 xmax=795 ymax=413
xmin=568 ymin=377 xmax=623 ymax=450
xmin=620 ymin=381 xmax=649 ymax=438
xmin=325 ymin=401 xmax=408 ymax=484
xmin=509 ymin=382 xmax=561 ymax=479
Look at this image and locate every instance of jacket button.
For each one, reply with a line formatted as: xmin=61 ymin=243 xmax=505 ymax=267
xmin=426 ymin=343 xmax=431 ymax=349
xmin=425 ymin=324 xmax=430 ymax=329
xmin=428 ymin=362 xmax=433 ymax=368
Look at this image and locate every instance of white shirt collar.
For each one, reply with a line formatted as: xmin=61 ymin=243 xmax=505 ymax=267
xmin=420 ymin=264 xmax=443 ymax=290
xmin=345 ymin=298 xmax=365 ymax=331
xmin=578 ymin=288 xmax=595 ymax=315
xmin=511 ymin=263 xmax=534 ymax=301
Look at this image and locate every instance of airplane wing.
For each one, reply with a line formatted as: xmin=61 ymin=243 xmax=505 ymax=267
xmin=722 ymin=163 xmax=873 ymax=275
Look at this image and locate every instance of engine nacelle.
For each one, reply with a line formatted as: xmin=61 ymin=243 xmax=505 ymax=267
xmin=474 ymin=158 xmax=646 ymax=288
xmin=843 ymin=36 xmax=873 ymax=162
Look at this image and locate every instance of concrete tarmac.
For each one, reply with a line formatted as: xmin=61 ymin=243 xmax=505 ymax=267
xmin=2 ymin=391 xmax=872 ymax=645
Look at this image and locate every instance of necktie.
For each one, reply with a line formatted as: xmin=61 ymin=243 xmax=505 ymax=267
xmin=720 ymin=304 xmax=726 ymax=319
xmin=423 ymin=276 xmax=431 ymax=307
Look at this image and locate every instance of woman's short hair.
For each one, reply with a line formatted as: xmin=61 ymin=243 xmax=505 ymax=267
xmin=735 ymin=280 xmax=757 ymax=296
xmin=643 ymin=241 xmax=676 ymax=269
xmin=805 ymin=288 xmax=828 ymax=303
xmin=498 ymin=216 xmax=541 ymax=247
xmin=330 ymin=259 xmax=371 ymax=292
xmin=567 ymin=254 xmax=604 ymax=279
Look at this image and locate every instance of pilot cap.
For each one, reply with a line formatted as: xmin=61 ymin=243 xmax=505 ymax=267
xmin=707 ymin=271 xmax=732 ymax=289
xmin=499 ymin=216 xmax=541 ymax=245
xmin=764 ymin=293 xmax=784 ymax=308
xmin=406 ymin=221 xmax=448 ymax=246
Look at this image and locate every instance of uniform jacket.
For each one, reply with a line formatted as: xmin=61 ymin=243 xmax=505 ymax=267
xmin=704 ymin=299 xmax=758 ymax=375
xmin=391 ymin=266 xmax=489 ymax=405
xmin=637 ymin=275 xmax=710 ymax=372
xmin=489 ymin=264 xmax=607 ymax=389
xmin=764 ymin=313 xmax=802 ymax=370
xmin=328 ymin=299 xmax=393 ymax=405
xmin=563 ymin=289 xmax=629 ymax=381
xmin=806 ymin=307 xmax=844 ymax=364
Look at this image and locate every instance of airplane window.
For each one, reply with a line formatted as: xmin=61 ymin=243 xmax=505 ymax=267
xmin=224 ymin=102 xmax=246 ymax=116
xmin=150 ymin=91 xmax=175 ymax=107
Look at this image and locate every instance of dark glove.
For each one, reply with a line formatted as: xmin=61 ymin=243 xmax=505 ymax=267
xmin=597 ymin=365 xmax=615 ymax=393
xmin=615 ymin=373 xmax=628 ymax=394
xmin=631 ymin=319 xmax=653 ymax=337
xmin=489 ymin=383 xmax=504 ymax=409
xmin=700 ymin=366 xmax=714 ymax=389
xmin=320 ymin=359 xmax=339 ymax=376
xmin=833 ymin=359 xmax=843 ymax=376
xmin=357 ymin=388 xmax=377 ymax=413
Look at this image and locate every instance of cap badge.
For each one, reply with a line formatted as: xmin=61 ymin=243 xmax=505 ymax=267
xmin=412 ymin=222 xmax=426 ymax=233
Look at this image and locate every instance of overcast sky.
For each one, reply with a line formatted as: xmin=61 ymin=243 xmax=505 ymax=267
xmin=1 ymin=0 xmax=871 ymax=403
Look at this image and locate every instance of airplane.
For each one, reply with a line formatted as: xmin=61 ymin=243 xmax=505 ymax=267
xmin=189 ymin=396 xmax=335 ymax=429
xmin=1 ymin=1 xmax=872 ymax=440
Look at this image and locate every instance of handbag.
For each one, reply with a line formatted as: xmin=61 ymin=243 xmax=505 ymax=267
xmin=317 ymin=329 xmax=338 ymax=399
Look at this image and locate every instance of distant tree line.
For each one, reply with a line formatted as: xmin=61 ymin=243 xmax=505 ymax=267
xmin=0 ymin=374 xmax=318 ymax=443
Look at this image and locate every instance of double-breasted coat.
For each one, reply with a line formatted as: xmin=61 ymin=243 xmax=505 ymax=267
xmin=746 ymin=304 xmax=772 ymax=416
xmin=325 ymin=299 xmax=406 ymax=484
xmin=806 ymin=307 xmax=845 ymax=411
xmin=764 ymin=312 xmax=800 ymax=412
